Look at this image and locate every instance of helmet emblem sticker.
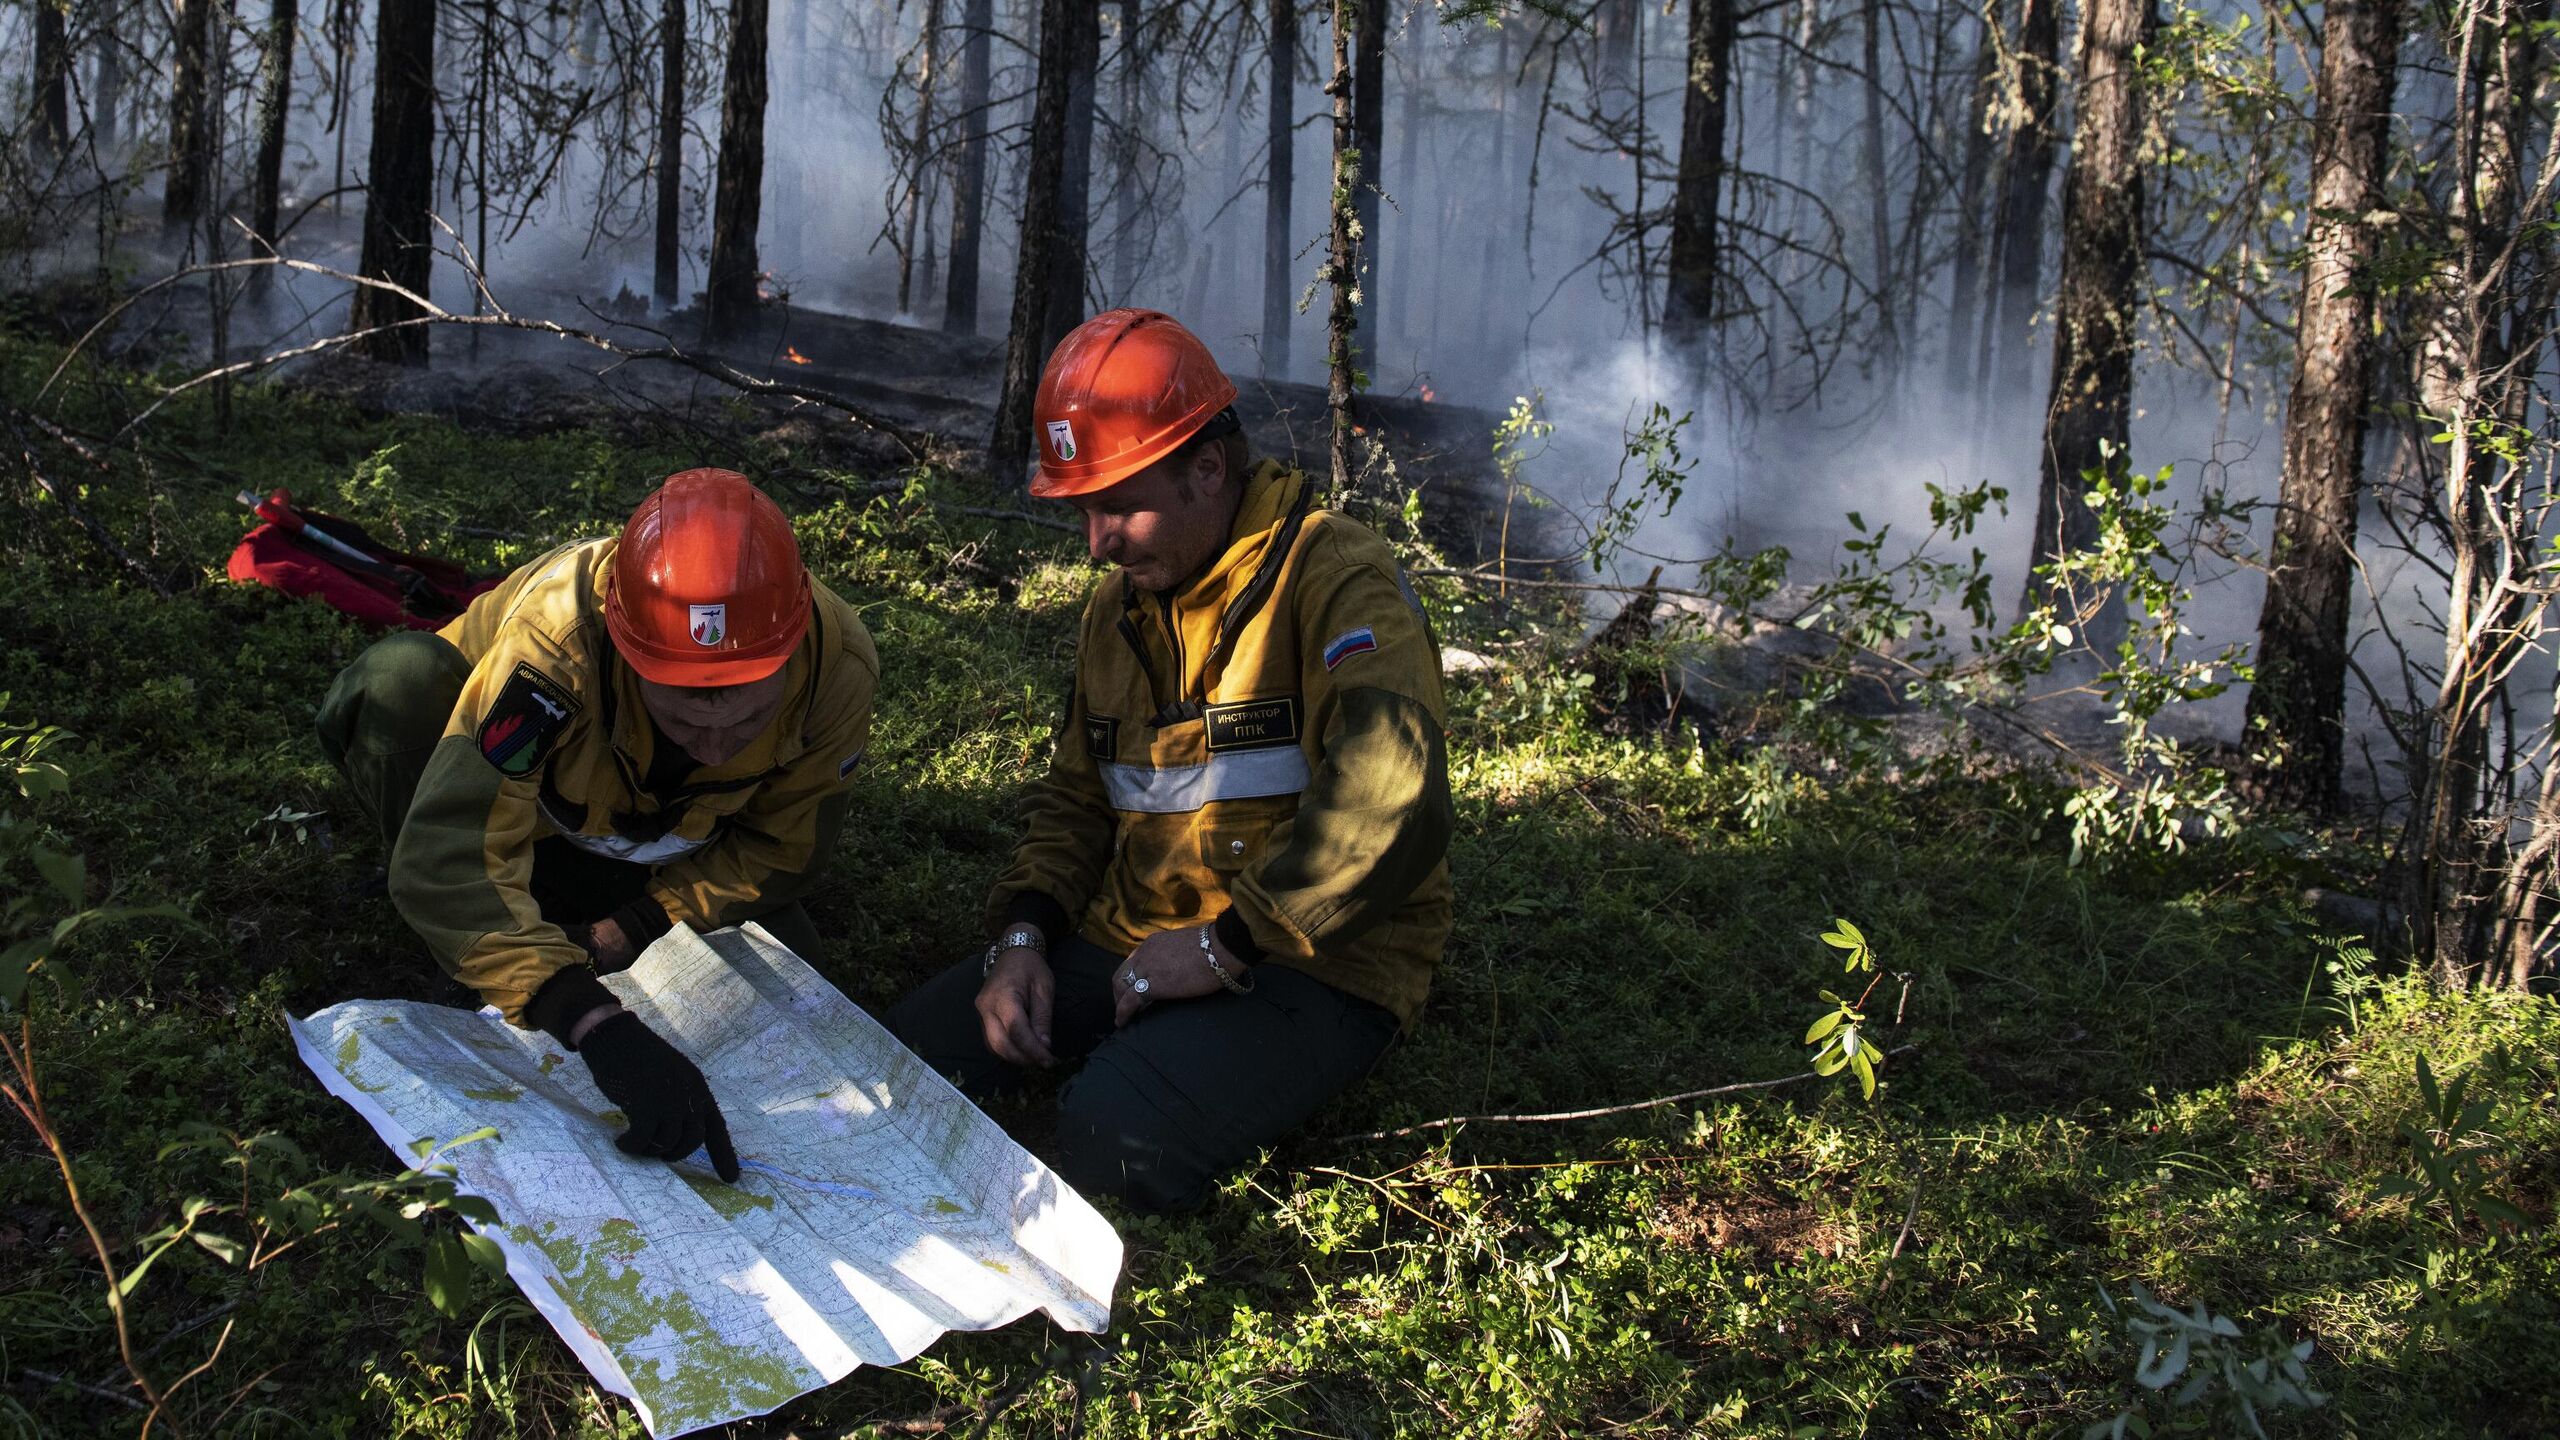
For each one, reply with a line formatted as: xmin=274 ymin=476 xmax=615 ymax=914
xmin=1046 ymin=419 xmax=1078 ymax=462
xmin=689 ymin=604 xmax=727 ymax=646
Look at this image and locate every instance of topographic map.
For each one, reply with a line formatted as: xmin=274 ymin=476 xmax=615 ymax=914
xmin=290 ymin=924 xmax=1123 ymax=1437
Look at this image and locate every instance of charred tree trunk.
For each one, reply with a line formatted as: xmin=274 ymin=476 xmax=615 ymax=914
xmin=33 ymin=0 xmax=69 ymax=160
xmin=2245 ymin=0 xmax=2404 ymax=814
xmin=94 ymin=24 xmax=122 ymax=154
xmin=164 ymin=0 xmax=216 ymax=232
xmin=1661 ymin=0 xmax=1733 ymax=379
xmin=1038 ymin=0 xmax=1102 ymax=350
xmin=1859 ymin=0 xmax=1897 ymax=392
xmin=654 ymin=0 xmax=684 ymax=311
xmin=704 ymin=0 xmax=771 ymax=339
xmin=249 ymin=0 xmax=299 ymax=299
xmin=1988 ymin=0 xmax=2059 ymax=402
xmin=991 ymin=0 xmax=1084 ymax=482
xmin=1944 ymin=2 xmax=1999 ymax=386
xmin=347 ymin=0 xmax=436 ymax=364
xmin=2023 ymin=0 xmax=2151 ymax=622
xmin=942 ymin=0 xmax=993 ymax=332
xmin=1262 ymin=0 xmax=1298 ymax=373
xmin=1325 ymin=0 xmax=1354 ymax=488
xmin=1109 ymin=0 xmax=1146 ymax=304
xmin=1347 ymin=0 xmax=1384 ymax=380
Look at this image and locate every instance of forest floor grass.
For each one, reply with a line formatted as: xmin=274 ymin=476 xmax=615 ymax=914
xmin=0 ymin=335 xmax=2553 ymax=1438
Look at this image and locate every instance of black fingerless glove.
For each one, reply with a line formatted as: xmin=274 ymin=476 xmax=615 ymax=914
xmin=577 ymin=1012 xmax=740 ymax=1183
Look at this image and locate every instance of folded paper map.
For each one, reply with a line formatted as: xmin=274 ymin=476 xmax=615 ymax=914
xmin=291 ymin=923 xmax=1122 ymax=1436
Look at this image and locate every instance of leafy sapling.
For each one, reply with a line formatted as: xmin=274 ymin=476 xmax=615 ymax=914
xmin=1805 ymin=919 xmax=1893 ymax=1099
xmin=2375 ymin=1052 xmax=2529 ymax=1238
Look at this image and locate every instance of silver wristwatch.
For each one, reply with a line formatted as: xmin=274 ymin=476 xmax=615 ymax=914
xmin=982 ymin=927 xmax=1047 ymax=978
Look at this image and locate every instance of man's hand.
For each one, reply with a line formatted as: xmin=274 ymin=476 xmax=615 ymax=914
xmin=977 ymin=949 xmax=1057 ymax=1067
xmin=583 ymin=917 xmax=638 ymax=969
xmin=1113 ymin=926 xmax=1244 ymax=1026
xmin=578 ymin=1012 xmax=741 ymax=1182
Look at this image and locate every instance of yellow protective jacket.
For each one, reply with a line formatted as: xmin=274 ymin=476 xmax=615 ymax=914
xmin=989 ymin=460 xmax=1454 ymax=1026
xmin=390 ymin=538 xmax=878 ymax=1023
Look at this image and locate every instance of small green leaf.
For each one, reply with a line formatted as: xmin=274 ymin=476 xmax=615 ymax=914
xmin=31 ymin=847 xmax=83 ymax=908
xmin=423 ymin=1231 xmax=474 ymax=1317
xmin=1804 ymin=1011 xmax=1846 ymax=1045
xmin=190 ymin=1231 xmax=247 ymax=1265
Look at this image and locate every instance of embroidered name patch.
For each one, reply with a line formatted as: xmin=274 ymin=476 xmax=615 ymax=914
xmin=1205 ymin=697 xmax=1302 ymax=752
xmin=1084 ymin=713 xmax=1120 ymax=760
xmin=1322 ymin=627 xmax=1378 ymax=671
xmin=477 ymin=663 xmax=579 ymax=777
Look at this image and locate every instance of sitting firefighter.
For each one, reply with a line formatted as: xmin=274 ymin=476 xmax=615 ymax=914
xmin=887 ymin=309 xmax=1455 ymax=1212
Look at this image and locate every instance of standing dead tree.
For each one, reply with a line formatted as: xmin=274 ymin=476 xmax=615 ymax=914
xmin=248 ymin=0 xmax=299 ymax=301
xmin=704 ymin=0 xmax=771 ymax=339
xmin=656 ymin=0 xmax=686 ymax=309
xmin=943 ymin=0 xmax=997 ymax=332
xmin=1263 ymin=0 xmax=1299 ymax=373
xmin=1325 ymin=0 xmax=1355 ymax=488
xmin=993 ymin=0 xmax=1089 ymax=483
xmin=1661 ymin=0 xmax=1734 ymax=385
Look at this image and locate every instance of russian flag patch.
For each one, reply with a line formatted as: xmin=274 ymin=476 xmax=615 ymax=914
xmin=1322 ymin=627 xmax=1378 ymax=670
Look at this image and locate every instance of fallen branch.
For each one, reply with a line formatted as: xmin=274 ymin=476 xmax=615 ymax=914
xmin=1333 ymin=1044 xmax=1921 ymax=1143
xmin=37 ymin=244 xmax=934 ymax=462
xmin=19 ymin=1368 xmax=147 ymax=1411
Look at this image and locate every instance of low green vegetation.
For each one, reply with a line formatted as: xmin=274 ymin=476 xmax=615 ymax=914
xmin=0 ymin=340 xmax=2552 ymax=1437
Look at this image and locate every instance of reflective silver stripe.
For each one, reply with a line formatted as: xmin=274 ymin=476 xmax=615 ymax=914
xmin=538 ymin=795 xmax=710 ymax=864
xmin=1099 ymin=748 xmax=1311 ymax=814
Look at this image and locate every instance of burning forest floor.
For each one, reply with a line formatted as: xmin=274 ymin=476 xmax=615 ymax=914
xmin=0 ymin=304 xmax=2553 ymax=1438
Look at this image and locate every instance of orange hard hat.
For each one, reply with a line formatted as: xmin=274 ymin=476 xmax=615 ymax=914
xmin=604 ymin=468 xmax=811 ymax=686
xmin=1029 ymin=309 xmax=1241 ymax=497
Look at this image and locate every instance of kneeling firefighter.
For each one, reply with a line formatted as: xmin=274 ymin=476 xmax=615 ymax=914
xmin=317 ymin=469 xmax=878 ymax=1183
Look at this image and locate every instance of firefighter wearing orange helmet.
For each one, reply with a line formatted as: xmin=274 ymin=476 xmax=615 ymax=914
xmin=317 ymin=469 xmax=878 ymax=1184
xmin=886 ymin=310 xmax=1454 ymax=1212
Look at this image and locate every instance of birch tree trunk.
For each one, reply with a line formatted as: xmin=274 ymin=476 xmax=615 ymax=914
xmin=1325 ymin=0 xmax=1354 ymax=488
xmin=2244 ymin=0 xmax=2404 ymax=813
xmin=1263 ymin=0 xmax=1298 ymax=374
xmin=654 ymin=0 xmax=685 ymax=310
xmin=347 ymin=0 xmax=436 ymax=364
xmin=704 ymin=0 xmax=771 ymax=339
xmin=2023 ymin=0 xmax=2152 ymax=623
xmin=943 ymin=0 xmax=994 ymax=332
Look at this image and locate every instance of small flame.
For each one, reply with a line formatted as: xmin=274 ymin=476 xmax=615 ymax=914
xmin=1419 ymin=383 xmax=1438 ymax=403
xmin=785 ymin=346 xmax=812 ymax=365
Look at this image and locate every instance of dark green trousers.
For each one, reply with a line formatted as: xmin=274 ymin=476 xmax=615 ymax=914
xmin=314 ymin=630 xmax=823 ymax=962
xmin=884 ymin=937 xmax=1398 ymax=1213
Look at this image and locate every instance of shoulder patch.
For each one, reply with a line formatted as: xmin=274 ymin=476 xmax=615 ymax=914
xmin=476 ymin=662 xmax=580 ymax=777
xmin=1322 ymin=627 xmax=1379 ymax=671
xmin=837 ymin=749 xmax=865 ymax=780
xmin=1085 ymin=713 xmax=1120 ymax=761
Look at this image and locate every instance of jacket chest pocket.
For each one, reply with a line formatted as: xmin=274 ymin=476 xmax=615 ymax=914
xmin=1198 ymin=805 xmax=1288 ymax=876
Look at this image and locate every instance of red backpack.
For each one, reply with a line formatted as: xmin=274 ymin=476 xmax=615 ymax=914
xmin=226 ymin=490 xmax=500 ymax=630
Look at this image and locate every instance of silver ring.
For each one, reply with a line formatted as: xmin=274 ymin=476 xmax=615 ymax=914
xmin=1123 ymin=971 xmax=1150 ymax=995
